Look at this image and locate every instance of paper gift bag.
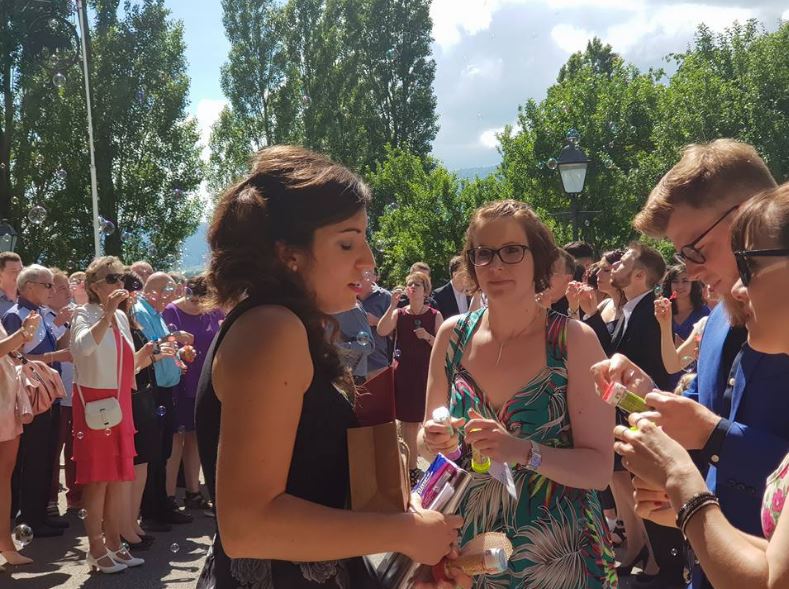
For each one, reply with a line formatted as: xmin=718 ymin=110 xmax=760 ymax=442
xmin=354 ymin=366 xmax=396 ymax=427
xmin=347 ymin=420 xmax=409 ymax=513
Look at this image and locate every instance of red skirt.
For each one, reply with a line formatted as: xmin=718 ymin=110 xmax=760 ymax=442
xmin=71 ymin=331 xmax=137 ymax=484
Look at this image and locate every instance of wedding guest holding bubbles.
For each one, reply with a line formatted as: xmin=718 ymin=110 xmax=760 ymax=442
xmin=69 ymin=271 xmax=89 ymax=306
xmin=420 ymin=199 xmax=617 ymax=588
xmin=71 ymin=256 xmax=158 ymax=573
xmin=578 ymin=249 xmax=627 ymax=353
xmin=162 ymin=274 xmax=223 ymax=514
xmin=119 ymin=270 xmax=177 ymax=550
xmin=135 ymin=272 xmax=194 ymax=530
xmin=607 ymin=182 xmax=789 ymax=589
xmin=333 ymin=301 xmax=374 ymax=386
xmin=0 ymin=311 xmax=41 ymax=565
xmin=654 ymin=265 xmax=710 ymax=383
xmin=378 ymin=271 xmax=443 ymax=485
xmin=195 ymin=146 xmax=466 ymax=589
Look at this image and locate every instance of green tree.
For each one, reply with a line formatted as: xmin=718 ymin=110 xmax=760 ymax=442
xmin=1 ymin=0 xmax=203 ymax=270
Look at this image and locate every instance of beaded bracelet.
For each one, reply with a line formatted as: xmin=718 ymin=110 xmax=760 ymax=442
xmin=676 ymin=491 xmax=719 ymax=539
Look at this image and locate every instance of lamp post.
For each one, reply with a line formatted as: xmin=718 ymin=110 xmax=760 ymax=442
xmin=556 ymin=129 xmax=590 ymax=240
xmin=0 ymin=220 xmax=18 ymax=252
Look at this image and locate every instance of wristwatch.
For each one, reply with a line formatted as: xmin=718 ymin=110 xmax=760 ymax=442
xmin=525 ymin=441 xmax=542 ymax=471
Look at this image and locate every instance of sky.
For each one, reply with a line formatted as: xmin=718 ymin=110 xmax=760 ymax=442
xmin=167 ymin=0 xmax=789 ymax=172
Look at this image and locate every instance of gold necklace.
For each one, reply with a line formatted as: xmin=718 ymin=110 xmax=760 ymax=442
xmin=489 ymin=309 xmax=543 ymax=366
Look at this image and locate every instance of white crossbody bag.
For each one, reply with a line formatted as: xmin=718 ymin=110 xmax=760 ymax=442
xmin=75 ymin=328 xmax=124 ymax=431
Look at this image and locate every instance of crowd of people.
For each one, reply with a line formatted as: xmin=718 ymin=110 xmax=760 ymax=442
xmin=0 ymin=255 xmax=223 ymax=572
xmin=2 ymin=138 xmax=788 ymax=589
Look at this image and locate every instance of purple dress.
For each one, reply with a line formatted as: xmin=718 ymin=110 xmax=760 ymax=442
xmin=162 ymin=303 xmax=224 ymax=431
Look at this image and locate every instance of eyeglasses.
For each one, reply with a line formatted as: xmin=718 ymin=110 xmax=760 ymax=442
xmin=100 ymin=273 xmax=123 ymax=285
xmin=674 ymin=204 xmax=739 ymax=265
xmin=30 ymin=281 xmax=53 ymax=289
xmin=734 ymin=249 xmax=789 ymax=286
xmin=467 ymin=245 xmax=530 ymax=267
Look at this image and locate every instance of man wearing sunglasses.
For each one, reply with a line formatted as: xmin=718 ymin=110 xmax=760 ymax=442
xmin=623 ymin=139 xmax=789 ymax=589
xmin=2 ymin=265 xmax=72 ymax=537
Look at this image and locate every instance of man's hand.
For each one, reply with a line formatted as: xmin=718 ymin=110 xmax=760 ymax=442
xmin=590 ymin=353 xmax=656 ymax=398
xmin=640 ymin=391 xmax=722 ymax=451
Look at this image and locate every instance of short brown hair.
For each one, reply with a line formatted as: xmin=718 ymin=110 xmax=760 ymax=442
xmin=634 ymin=139 xmax=776 ymax=238
xmin=629 ymin=242 xmax=666 ymax=288
xmin=731 ymin=182 xmax=789 ymax=253
xmin=555 ymin=249 xmax=576 ymax=276
xmin=85 ymin=256 xmax=123 ymax=304
xmin=409 ymin=261 xmax=431 ymax=276
xmin=405 ymin=271 xmax=431 ymax=295
xmin=0 ymin=252 xmax=21 ymax=271
xmin=463 ymin=199 xmax=559 ymax=293
xmin=448 ymin=255 xmax=463 ymax=276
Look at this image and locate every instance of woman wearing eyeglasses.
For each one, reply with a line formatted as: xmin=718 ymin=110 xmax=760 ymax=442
xmin=378 ymin=271 xmax=444 ymax=485
xmin=607 ymin=183 xmax=789 ymax=589
xmin=71 ymin=257 xmax=161 ymax=573
xmin=420 ymin=200 xmax=617 ymax=588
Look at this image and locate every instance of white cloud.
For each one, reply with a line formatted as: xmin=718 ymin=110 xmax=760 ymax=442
xmin=461 ymin=57 xmax=505 ymax=80
xmin=431 ymin=0 xmax=517 ymax=50
xmin=782 ymin=8 xmax=789 ymax=20
xmin=551 ymin=23 xmax=595 ymax=53
xmin=194 ymin=98 xmax=228 ymax=162
xmin=479 ymin=126 xmax=506 ymax=149
xmin=547 ymin=0 xmax=643 ymax=9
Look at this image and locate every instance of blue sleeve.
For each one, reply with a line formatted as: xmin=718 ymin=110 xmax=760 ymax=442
xmin=3 ymin=312 xmax=21 ymax=334
xmin=715 ymin=421 xmax=789 ymax=495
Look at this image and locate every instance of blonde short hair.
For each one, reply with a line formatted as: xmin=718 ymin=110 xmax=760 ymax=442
xmin=405 ymin=271 xmax=431 ymax=295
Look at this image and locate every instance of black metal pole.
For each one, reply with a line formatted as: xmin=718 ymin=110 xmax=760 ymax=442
xmin=571 ymin=193 xmax=579 ymax=240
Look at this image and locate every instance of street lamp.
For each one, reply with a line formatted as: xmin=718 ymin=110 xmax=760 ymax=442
xmin=0 ymin=220 xmax=18 ymax=252
xmin=556 ymin=129 xmax=590 ymax=240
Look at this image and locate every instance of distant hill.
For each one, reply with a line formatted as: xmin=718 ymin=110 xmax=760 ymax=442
xmin=454 ymin=165 xmax=497 ymax=181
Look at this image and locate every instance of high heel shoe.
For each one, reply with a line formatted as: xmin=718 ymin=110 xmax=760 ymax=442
xmin=110 ymin=548 xmax=144 ymax=567
xmin=616 ymin=544 xmax=648 ymax=576
xmin=87 ymin=551 xmax=127 ymax=574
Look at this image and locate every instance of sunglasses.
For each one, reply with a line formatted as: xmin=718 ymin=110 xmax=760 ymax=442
xmin=674 ymin=205 xmax=739 ymax=265
xmin=734 ymin=249 xmax=789 ymax=286
xmin=467 ymin=245 xmax=530 ymax=267
xmin=101 ymin=273 xmax=124 ymax=285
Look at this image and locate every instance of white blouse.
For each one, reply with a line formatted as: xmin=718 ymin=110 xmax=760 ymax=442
xmin=70 ymin=303 xmax=134 ymax=389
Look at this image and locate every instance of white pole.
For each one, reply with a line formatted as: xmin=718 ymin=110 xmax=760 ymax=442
xmin=76 ymin=0 xmax=101 ymax=257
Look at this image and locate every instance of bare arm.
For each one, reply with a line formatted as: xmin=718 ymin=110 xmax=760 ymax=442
xmin=418 ymin=318 xmax=458 ymax=460
xmin=376 ymin=292 xmax=401 ymax=337
xmin=665 ymin=468 xmax=789 ymax=589
xmin=536 ymin=320 xmax=614 ymax=490
xmin=214 ymin=306 xmax=458 ymax=563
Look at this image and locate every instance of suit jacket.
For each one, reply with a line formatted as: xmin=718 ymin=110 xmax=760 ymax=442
xmin=586 ymin=291 xmax=672 ymax=390
xmin=432 ymin=282 xmax=469 ymax=320
xmin=685 ymin=304 xmax=789 ymax=589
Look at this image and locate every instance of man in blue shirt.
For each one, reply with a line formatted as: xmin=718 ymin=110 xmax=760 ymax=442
xmin=333 ymin=303 xmax=374 ymax=385
xmin=629 ymin=140 xmax=789 ymax=589
xmin=3 ymin=265 xmax=71 ymax=536
xmin=0 ymin=252 xmax=22 ymax=317
xmin=358 ymin=270 xmax=392 ymax=380
xmin=135 ymin=272 xmax=194 ymax=529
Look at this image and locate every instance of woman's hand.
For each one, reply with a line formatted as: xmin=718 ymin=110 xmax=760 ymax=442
xmin=464 ymin=409 xmax=529 ymax=465
xmin=566 ymin=281 xmax=582 ymax=312
xmin=155 ymin=341 xmax=178 ymax=362
xmin=613 ymin=412 xmax=698 ymax=490
xmin=591 ymin=353 xmax=656 ymax=398
xmin=403 ymin=494 xmax=463 ymax=566
xmin=20 ymin=312 xmax=41 ymax=340
xmin=632 ymin=476 xmax=677 ymax=528
xmin=654 ymin=297 xmax=672 ymax=329
xmin=412 ymin=546 xmax=473 ymax=589
xmin=390 ymin=288 xmax=404 ymax=306
xmin=423 ymin=416 xmax=466 ymax=456
xmin=414 ymin=327 xmax=433 ymax=343
xmin=105 ymin=289 xmax=129 ymax=314
xmin=579 ymin=286 xmax=598 ymax=317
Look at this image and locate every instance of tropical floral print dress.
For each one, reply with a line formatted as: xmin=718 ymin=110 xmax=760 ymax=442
xmin=762 ymin=452 xmax=789 ymax=539
xmin=446 ymin=309 xmax=617 ymax=589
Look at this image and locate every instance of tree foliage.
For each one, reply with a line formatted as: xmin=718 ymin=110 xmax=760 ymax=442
xmin=207 ymin=0 xmax=438 ymax=195
xmin=0 ymin=0 xmax=203 ymax=270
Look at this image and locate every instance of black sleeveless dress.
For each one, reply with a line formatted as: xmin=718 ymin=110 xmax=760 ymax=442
xmin=195 ymin=298 xmax=382 ymax=589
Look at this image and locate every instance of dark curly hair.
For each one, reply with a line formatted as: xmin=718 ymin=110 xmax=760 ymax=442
xmin=462 ymin=199 xmax=559 ymax=294
xmin=661 ymin=264 xmax=705 ymax=315
xmin=207 ymin=145 xmax=371 ymax=390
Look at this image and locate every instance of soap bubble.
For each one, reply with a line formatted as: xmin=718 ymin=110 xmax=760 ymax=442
xmin=566 ymin=128 xmax=580 ymax=145
xmin=48 ymin=18 xmax=59 ymax=29
xmin=52 ymin=72 xmax=67 ymax=88
xmin=301 ymin=95 xmax=311 ymax=106
xmin=584 ymin=219 xmax=591 ymax=227
xmin=414 ymin=319 xmax=422 ymax=328
xmin=356 ymin=331 xmax=372 ymax=348
xmin=136 ymin=89 xmax=146 ymax=103
xmin=28 ymin=205 xmax=48 ymax=225
xmin=13 ymin=524 xmax=33 ymax=546
xmin=78 ymin=508 xmax=87 ymax=520
xmin=99 ymin=217 xmax=115 ymax=236
xmin=172 ymin=188 xmax=184 ymax=198
xmin=104 ymin=428 xmax=112 ymax=436
xmin=393 ymin=349 xmax=401 ymax=359
xmin=170 ymin=542 xmax=180 ymax=553
xmin=156 ymin=405 xmax=167 ymax=417
xmin=75 ymin=431 xmax=85 ymax=440
xmin=55 ymin=168 xmax=67 ymax=181
xmin=121 ymin=541 xmax=129 ymax=551
xmin=362 ymin=269 xmax=375 ymax=282
xmin=546 ymin=158 xmax=558 ymax=170
xmin=386 ymin=48 xmax=396 ymax=59
xmin=670 ymin=548 xmax=679 ymax=557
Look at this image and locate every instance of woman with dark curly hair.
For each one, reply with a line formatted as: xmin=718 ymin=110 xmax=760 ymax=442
xmin=194 ymin=146 xmax=465 ymax=589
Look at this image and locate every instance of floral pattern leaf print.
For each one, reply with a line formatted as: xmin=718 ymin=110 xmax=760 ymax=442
xmin=445 ymin=309 xmax=617 ymax=588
